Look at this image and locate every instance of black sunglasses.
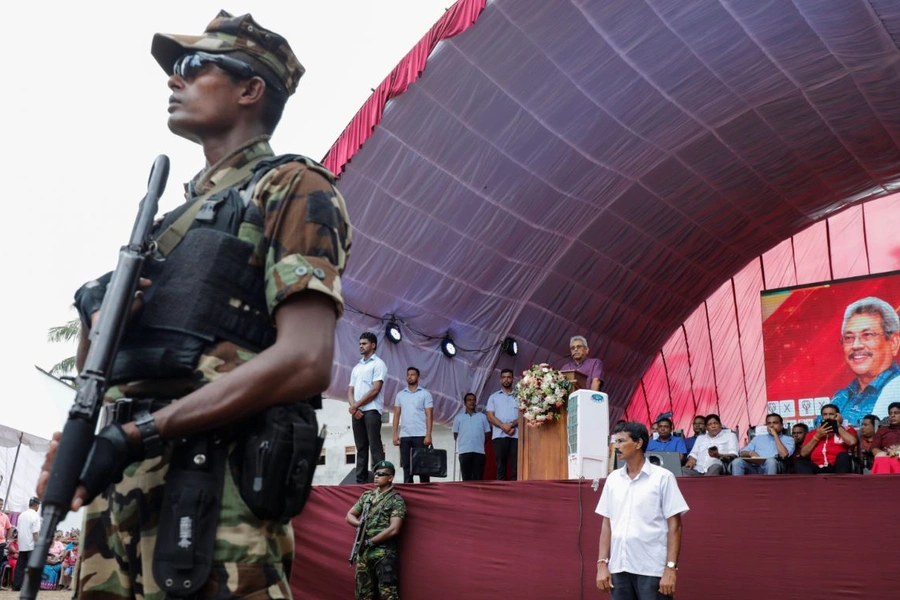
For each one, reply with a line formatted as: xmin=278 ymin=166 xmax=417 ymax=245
xmin=374 ymin=471 xmax=392 ymax=477
xmin=173 ymin=51 xmax=256 ymax=81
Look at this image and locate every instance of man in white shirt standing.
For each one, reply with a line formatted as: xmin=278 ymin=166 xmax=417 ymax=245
xmin=348 ymin=332 xmax=388 ymax=484
xmin=681 ymin=414 xmax=739 ymax=476
xmin=12 ymin=496 xmax=41 ymax=591
xmin=597 ymin=423 xmax=688 ymax=599
xmin=392 ymin=366 xmax=434 ymax=483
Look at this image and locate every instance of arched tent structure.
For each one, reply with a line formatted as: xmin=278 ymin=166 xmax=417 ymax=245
xmin=321 ymin=0 xmax=900 ymax=430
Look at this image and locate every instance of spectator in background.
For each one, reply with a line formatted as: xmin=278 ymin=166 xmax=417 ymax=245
xmin=6 ymin=529 xmax=18 ymax=580
xmin=59 ymin=532 xmax=79 ymax=591
xmin=859 ymin=414 xmax=879 ymax=471
xmin=731 ymin=414 xmax=793 ymax=475
xmin=0 ymin=498 xmax=10 ymax=544
xmin=871 ymin=402 xmax=900 ymax=457
xmin=681 ymin=414 xmax=738 ymax=476
xmin=647 ymin=417 xmax=687 ymax=461
xmin=796 ymin=404 xmax=857 ymax=474
xmin=453 ymin=392 xmax=491 ymax=481
xmin=486 ymin=369 xmax=520 ymax=480
xmin=684 ymin=415 xmax=706 ymax=455
xmin=392 ymin=366 xmax=435 ymax=484
xmin=560 ymin=335 xmax=603 ymax=391
xmin=787 ymin=423 xmax=809 ymax=473
xmin=12 ymin=496 xmax=40 ymax=591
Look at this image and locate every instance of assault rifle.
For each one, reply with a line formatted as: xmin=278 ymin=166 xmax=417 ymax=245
xmin=20 ymin=155 xmax=170 ymax=600
xmin=349 ymin=501 xmax=371 ymax=566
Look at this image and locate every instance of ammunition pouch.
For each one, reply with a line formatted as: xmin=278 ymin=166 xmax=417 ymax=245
xmin=153 ymin=435 xmax=227 ymax=599
xmin=229 ymin=401 xmax=323 ymax=522
xmin=375 ymin=551 xmax=399 ymax=585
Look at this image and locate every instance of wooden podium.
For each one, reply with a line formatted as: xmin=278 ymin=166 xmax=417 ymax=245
xmin=517 ymin=370 xmax=586 ymax=480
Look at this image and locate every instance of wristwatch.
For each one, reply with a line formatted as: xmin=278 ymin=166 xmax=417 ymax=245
xmin=133 ymin=410 xmax=164 ymax=458
xmin=665 ymin=561 xmax=678 ymax=570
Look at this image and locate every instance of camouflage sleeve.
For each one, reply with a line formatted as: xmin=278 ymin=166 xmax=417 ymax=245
xmin=389 ymin=495 xmax=407 ymax=520
xmin=255 ymin=161 xmax=352 ymax=316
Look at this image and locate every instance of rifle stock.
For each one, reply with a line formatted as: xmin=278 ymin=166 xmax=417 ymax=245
xmin=20 ymin=155 xmax=169 ymax=600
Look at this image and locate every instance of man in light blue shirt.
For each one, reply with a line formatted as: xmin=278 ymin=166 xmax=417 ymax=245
xmin=348 ymin=331 xmax=388 ymax=483
xmin=731 ymin=413 xmax=794 ymax=476
xmin=453 ymin=392 xmax=491 ymax=480
xmin=392 ymin=366 xmax=434 ymax=483
xmin=486 ymin=368 xmax=520 ymax=480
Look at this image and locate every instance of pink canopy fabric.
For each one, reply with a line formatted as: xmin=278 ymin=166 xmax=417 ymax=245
xmin=322 ymin=0 xmax=900 ymax=426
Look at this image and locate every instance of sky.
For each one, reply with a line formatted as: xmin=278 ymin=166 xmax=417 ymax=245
xmin=1 ymin=1 xmax=453 ymax=432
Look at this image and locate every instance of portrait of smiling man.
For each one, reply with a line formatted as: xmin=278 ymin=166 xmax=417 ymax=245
xmin=832 ymin=297 xmax=900 ymax=424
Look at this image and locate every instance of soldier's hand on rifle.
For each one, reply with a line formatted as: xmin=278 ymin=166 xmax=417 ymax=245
xmin=37 ymin=423 xmax=144 ymax=511
xmin=88 ymin=278 xmax=153 ymax=327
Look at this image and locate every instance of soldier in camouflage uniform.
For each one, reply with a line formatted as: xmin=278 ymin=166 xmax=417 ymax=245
xmin=346 ymin=461 xmax=407 ymax=600
xmin=38 ymin=10 xmax=351 ymax=600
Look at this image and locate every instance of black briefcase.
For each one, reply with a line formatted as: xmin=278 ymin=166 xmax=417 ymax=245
xmin=410 ymin=445 xmax=447 ymax=478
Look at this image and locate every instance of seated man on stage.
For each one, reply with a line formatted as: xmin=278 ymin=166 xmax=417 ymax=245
xmin=796 ymin=404 xmax=857 ymax=474
xmin=730 ymin=413 xmax=793 ymax=476
xmin=681 ymin=415 xmax=738 ymax=476
xmin=647 ymin=417 xmax=686 ymax=462
xmin=560 ymin=336 xmax=603 ymax=391
xmin=871 ymin=402 xmax=900 ymax=458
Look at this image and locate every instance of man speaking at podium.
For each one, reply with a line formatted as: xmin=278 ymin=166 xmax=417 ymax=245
xmin=560 ymin=336 xmax=603 ymax=391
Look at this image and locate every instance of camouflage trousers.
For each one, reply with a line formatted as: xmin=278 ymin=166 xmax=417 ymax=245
xmin=78 ymin=443 xmax=294 ymax=600
xmin=355 ymin=547 xmax=399 ymax=600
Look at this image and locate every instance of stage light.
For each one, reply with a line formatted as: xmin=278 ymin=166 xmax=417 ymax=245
xmin=501 ymin=337 xmax=518 ymax=356
xmin=386 ymin=320 xmax=402 ymax=344
xmin=440 ymin=335 xmax=457 ymax=358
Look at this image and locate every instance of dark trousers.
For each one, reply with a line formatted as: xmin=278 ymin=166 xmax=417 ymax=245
xmin=399 ymin=436 xmax=430 ymax=483
xmin=13 ymin=549 xmax=31 ymax=591
xmin=794 ymin=452 xmax=853 ymax=474
xmin=352 ymin=410 xmax=385 ymax=483
xmin=611 ymin=572 xmax=671 ymax=600
xmin=459 ymin=452 xmax=486 ymax=481
xmin=492 ymin=437 xmax=518 ymax=480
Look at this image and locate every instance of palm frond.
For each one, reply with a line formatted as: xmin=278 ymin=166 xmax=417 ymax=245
xmin=49 ymin=356 xmax=77 ymax=378
xmin=47 ymin=318 xmax=81 ymax=344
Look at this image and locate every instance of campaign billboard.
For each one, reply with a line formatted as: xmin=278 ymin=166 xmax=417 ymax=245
xmin=762 ymin=271 xmax=900 ymax=427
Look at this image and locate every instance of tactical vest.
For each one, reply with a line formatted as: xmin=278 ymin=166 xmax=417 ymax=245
xmin=110 ymin=154 xmax=325 ymax=384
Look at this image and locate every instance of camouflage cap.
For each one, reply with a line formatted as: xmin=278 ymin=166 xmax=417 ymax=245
xmin=151 ymin=10 xmax=304 ymax=95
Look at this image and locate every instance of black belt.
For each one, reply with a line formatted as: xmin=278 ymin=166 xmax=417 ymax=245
xmin=108 ymin=398 xmax=173 ymax=424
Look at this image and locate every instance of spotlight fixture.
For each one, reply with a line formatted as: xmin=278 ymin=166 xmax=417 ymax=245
xmin=501 ymin=337 xmax=518 ymax=357
xmin=440 ymin=335 xmax=457 ymax=358
xmin=386 ymin=320 xmax=402 ymax=344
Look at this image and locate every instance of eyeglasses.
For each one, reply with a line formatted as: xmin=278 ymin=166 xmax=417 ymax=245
xmin=374 ymin=471 xmax=391 ymax=477
xmin=570 ymin=345 xmax=586 ymax=351
xmin=841 ymin=331 xmax=889 ymax=346
xmin=173 ymin=51 xmax=256 ymax=81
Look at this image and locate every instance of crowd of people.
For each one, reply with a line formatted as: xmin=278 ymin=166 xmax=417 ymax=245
xmin=0 ymin=496 xmax=80 ymax=591
xmin=635 ymin=400 xmax=900 ymax=477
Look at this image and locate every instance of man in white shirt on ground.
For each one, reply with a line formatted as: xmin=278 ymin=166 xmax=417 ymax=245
xmin=12 ymin=496 xmax=41 ymax=591
xmin=681 ymin=414 xmax=739 ymax=476
xmin=348 ymin=331 xmax=388 ymax=484
xmin=597 ymin=422 xmax=688 ymax=599
xmin=392 ymin=366 xmax=435 ymax=483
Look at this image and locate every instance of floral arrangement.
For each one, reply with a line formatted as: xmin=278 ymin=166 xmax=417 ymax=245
xmin=885 ymin=444 xmax=900 ymax=458
xmin=515 ymin=364 xmax=574 ymax=427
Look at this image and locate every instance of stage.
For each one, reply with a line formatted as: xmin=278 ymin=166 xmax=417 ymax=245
xmin=292 ymin=474 xmax=900 ymax=599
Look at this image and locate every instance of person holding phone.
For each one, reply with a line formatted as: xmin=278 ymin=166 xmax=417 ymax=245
xmin=796 ymin=403 xmax=858 ymax=474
